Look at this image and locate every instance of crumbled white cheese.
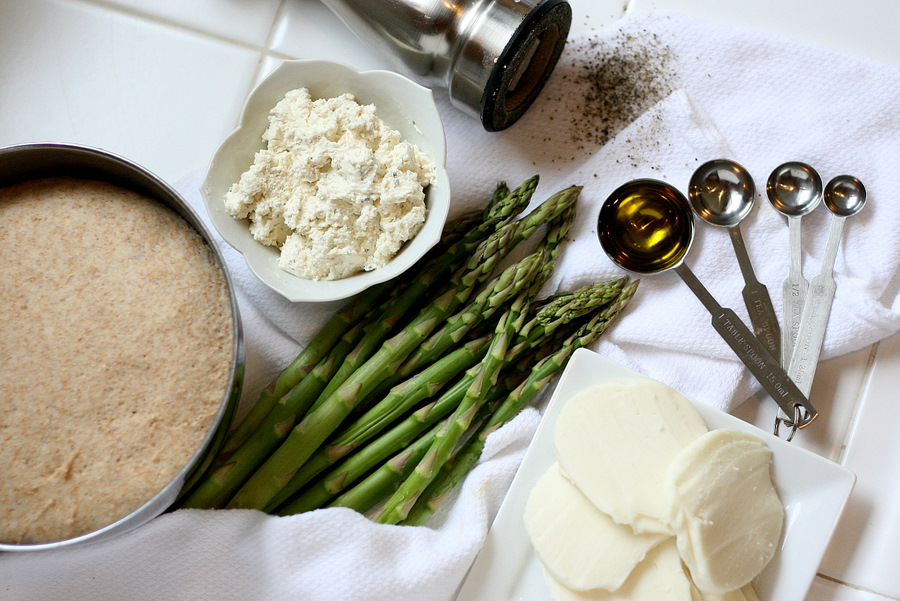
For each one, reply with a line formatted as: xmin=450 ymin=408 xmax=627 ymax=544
xmin=224 ymin=88 xmax=435 ymax=280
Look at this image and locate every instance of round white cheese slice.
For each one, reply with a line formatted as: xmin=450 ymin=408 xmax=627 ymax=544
xmin=524 ymin=462 xmax=668 ymax=591
xmin=553 ymin=378 xmax=709 ymax=533
xmin=664 ymin=428 xmax=784 ymax=594
xmin=541 ymin=538 xmax=695 ymax=601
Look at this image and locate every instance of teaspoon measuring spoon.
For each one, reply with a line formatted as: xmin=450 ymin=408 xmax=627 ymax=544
xmin=766 ymin=162 xmax=823 ymax=367
xmin=689 ymin=159 xmax=781 ymax=362
xmin=597 ymin=179 xmax=817 ymax=427
xmin=787 ymin=175 xmax=867 ymax=396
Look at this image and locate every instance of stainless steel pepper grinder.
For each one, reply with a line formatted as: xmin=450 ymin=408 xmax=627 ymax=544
xmin=319 ymin=0 xmax=572 ymax=132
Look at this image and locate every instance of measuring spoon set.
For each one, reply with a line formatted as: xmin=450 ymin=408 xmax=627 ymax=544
xmin=597 ymin=159 xmax=866 ymax=439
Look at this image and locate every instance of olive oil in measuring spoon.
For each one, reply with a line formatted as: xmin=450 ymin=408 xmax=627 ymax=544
xmin=597 ymin=179 xmax=693 ymax=273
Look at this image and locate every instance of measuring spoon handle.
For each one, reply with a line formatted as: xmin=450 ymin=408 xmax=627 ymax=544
xmin=787 ymin=216 xmax=845 ymax=396
xmin=742 ymin=282 xmax=781 ymax=362
xmin=729 ymin=227 xmax=781 ymax=361
xmin=781 ymin=276 xmax=808 ymax=368
xmin=782 ymin=215 xmax=807 ymax=366
xmin=787 ymin=274 xmax=836 ymax=396
xmin=675 ymin=264 xmax=817 ymax=426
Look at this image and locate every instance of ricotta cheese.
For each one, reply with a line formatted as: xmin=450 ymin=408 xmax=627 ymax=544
xmin=224 ymin=87 xmax=436 ymax=280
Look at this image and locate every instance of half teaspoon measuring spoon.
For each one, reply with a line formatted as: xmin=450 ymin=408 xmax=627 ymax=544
xmin=688 ymin=159 xmax=781 ymax=362
xmin=787 ymin=175 xmax=867 ymax=396
xmin=597 ymin=179 xmax=817 ymax=428
xmin=766 ymin=162 xmax=823 ymax=366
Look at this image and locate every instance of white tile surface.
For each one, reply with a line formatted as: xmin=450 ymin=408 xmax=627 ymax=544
xmin=818 ymin=331 xmax=900 ymax=598
xmin=270 ymin=0 xmax=391 ymax=71
xmin=92 ymin=0 xmax=283 ymax=46
xmin=808 ymin=577 xmax=896 ymax=601
xmin=0 ymin=0 xmax=261 ymax=182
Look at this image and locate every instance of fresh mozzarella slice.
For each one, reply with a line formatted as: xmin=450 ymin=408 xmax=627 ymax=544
xmin=524 ymin=462 xmax=668 ymax=591
xmin=664 ymin=429 xmax=784 ymax=594
xmin=553 ymin=378 xmax=709 ymax=533
xmin=541 ymin=539 xmax=695 ymax=601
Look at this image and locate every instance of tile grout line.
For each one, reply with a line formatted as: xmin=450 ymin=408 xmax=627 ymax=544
xmin=816 ymin=573 xmax=900 ymax=601
xmin=68 ymin=0 xmax=269 ymax=53
xmin=249 ymin=0 xmax=293 ymax=91
xmin=833 ymin=340 xmax=880 ymax=466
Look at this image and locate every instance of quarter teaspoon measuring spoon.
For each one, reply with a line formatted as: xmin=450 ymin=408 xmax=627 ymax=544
xmin=766 ymin=162 xmax=823 ymax=367
xmin=787 ymin=175 xmax=867 ymax=396
xmin=597 ymin=178 xmax=817 ymax=428
xmin=689 ymin=159 xmax=781 ymax=362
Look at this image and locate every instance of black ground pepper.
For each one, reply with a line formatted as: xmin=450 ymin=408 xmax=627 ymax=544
xmin=534 ymin=24 xmax=678 ymax=164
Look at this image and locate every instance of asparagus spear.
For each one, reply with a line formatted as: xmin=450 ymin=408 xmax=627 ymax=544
xmin=179 ymin=321 xmax=367 ymax=508
xmin=376 ymin=284 xmax=534 ymax=525
xmin=402 ymin=280 xmax=640 ymax=525
xmin=512 ymin=278 xmax=628 ymax=353
xmin=267 ymin=252 xmax=542 ymax=502
xmin=264 ymin=334 xmax=491 ymax=512
xmin=226 ymin=188 xmax=577 ymax=511
xmin=390 ymin=200 xmax=577 ymax=385
xmin=487 ymin=180 xmax=511 ymax=211
xmin=327 ymin=419 xmax=450 ymax=516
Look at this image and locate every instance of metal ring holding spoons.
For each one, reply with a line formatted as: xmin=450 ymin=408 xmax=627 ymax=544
xmin=597 ymin=179 xmax=818 ymax=428
xmin=689 ymin=159 xmax=781 ymax=362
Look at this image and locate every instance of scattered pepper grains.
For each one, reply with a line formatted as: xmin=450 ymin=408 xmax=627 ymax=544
xmin=534 ymin=24 xmax=679 ymax=163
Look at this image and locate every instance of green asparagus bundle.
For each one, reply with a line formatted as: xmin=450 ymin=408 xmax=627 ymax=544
xmin=401 ymin=280 xmax=639 ymax=525
xmin=375 ymin=283 xmax=536 ymax=524
xmin=222 ymin=186 xmax=579 ymax=511
xmin=181 ymin=179 xmax=536 ymax=505
xmin=178 ymin=177 xmax=640 ymax=526
xmin=274 ymin=279 xmax=632 ymax=517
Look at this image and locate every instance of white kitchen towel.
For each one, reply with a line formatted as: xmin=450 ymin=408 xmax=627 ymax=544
xmin=4 ymin=9 xmax=900 ymax=601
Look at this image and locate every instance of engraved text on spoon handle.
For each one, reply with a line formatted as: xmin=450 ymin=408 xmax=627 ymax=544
xmin=787 ymin=275 xmax=837 ymax=397
xmin=781 ymin=276 xmax=808 ymax=368
xmin=743 ymin=282 xmax=781 ymax=363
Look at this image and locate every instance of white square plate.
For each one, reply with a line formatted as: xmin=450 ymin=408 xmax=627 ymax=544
xmin=455 ymin=348 xmax=856 ymax=601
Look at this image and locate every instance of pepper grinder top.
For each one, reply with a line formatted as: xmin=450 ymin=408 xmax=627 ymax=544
xmin=320 ymin=0 xmax=572 ymax=132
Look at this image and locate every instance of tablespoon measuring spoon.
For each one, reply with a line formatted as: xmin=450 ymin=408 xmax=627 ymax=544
xmin=766 ymin=162 xmax=823 ymax=366
xmin=787 ymin=175 xmax=867 ymax=396
xmin=688 ymin=159 xmax=781 ymax=362
xmin=597 ymin=179 xmax=817 ymax=427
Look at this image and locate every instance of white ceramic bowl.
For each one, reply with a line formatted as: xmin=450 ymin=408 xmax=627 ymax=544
xmin=457 ymin=349 xmax=856 ymax=601
xmin=201 ymin=59 xmax=451 ymax=302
